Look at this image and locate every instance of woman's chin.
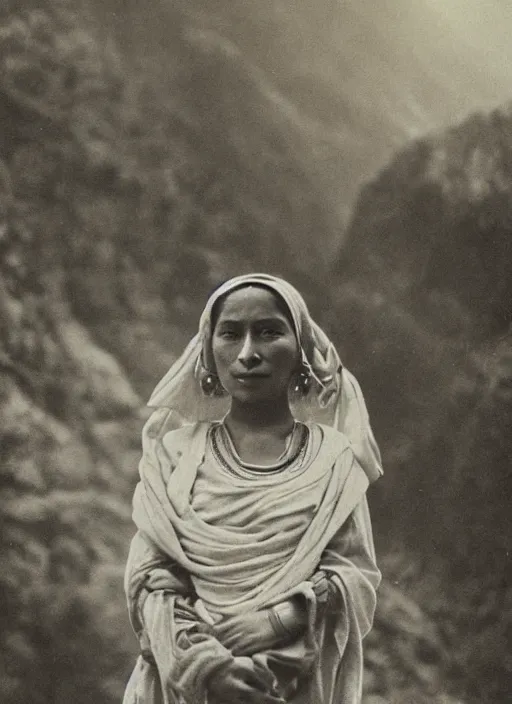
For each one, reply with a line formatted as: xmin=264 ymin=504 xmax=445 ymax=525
xmin=222 ymin=376 xmax=292 ymax=407
xmin=229 ymin=386 xmax=285 ymax=406
xmin=231 ymin=389 xmax=272 ymax=405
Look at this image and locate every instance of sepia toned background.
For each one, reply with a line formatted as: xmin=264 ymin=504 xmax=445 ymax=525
xmin=1 ymin=1 xmax=511 ymax=702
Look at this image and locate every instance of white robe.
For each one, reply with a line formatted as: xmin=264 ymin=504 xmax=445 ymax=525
xmin=123 ymin=420 xmax=381 ymax=704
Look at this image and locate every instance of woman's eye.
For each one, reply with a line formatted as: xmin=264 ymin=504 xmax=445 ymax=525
xmin=218 ymin=330 xmax=238 ymax=340
xmin=260 ymin=328 xmax=281 ymax=339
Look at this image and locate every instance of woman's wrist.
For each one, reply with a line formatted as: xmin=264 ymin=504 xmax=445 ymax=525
xmin=270 ymin=598 xmax=308 ymax=637
xmin=268 ymin=606 xmax=289 ymax=638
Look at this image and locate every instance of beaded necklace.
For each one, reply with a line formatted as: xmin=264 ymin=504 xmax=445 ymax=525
xmin=210 ymin=422 xmax=310 ymax=478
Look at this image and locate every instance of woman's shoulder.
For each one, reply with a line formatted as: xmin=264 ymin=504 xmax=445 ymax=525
xmin=311 ymin=422 xmax=354 ymax=455
xmin=161 ymin=420 xmax=212 ymax=458
xmin=162 ymin=419 xmax=212 ymax=437
xmin=311 ymin=423 xmax=378 ymax=487
xmin=304 ymin=423 xmax=368 ymax=491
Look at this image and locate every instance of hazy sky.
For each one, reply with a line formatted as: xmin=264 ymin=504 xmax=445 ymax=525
xmin=88 ymin=0 xmax=512 ymax=221
xmin=391 ymin=0 xmax=512 ymax=122
xmin=264 ymin=0 xmax=512 ymax=140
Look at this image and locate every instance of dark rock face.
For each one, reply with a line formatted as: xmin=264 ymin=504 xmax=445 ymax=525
xmin=332 ymin=105 xmax=512 ymax=704
xmin=0 ymin=2 xmax=335 ymax=703
xmin=342 ymin=109 xmax=512 ymax=338
xmin=0 ymin=4 xmax=165 ymax=702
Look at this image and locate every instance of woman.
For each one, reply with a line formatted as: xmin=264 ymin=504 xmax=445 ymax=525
xmin=123 ymin=273 xmax=383 ymax=704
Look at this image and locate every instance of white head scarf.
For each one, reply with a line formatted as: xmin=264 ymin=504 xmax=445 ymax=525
xmin=147 ymin=273 xmax=383 ymax=483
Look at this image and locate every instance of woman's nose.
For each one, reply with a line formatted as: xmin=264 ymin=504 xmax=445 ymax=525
xmin=238 ymin=334 xmax=261 ymax=368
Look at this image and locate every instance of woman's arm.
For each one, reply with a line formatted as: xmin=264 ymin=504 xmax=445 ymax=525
xmin=213 ymin=599 xmax=308 ymax=656
xmin=259 ymin=497 xmax=379 ymax=642
xmin=317 ymin=495 xmax=381 ymax=637
xmin=126 ymin=531 xmax=283 ymax=704
xmin=214 ymin=497 xmax=379 ymax=657
xmin=143 ymin=591 xmax=282 ymax=704
xmin=124 ymin=530 xmax=193 ymax=639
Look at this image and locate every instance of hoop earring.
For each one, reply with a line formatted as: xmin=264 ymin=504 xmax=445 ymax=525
xmin=199 ymin=367 xmax=225 ymax=397
xmin=293 ymin=367 xmax=312 ymax=396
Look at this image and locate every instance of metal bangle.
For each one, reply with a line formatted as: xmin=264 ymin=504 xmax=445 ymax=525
xmin=269 ymin=607 xmax=290 ymax=637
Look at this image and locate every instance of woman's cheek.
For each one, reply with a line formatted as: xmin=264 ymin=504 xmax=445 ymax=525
xmin=273 ymin=339 xmax=300 ymax=367
xmin=213 ymin=344 xmax=235 ymax=374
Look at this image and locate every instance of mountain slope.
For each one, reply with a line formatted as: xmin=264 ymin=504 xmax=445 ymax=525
xmin=3 ymin=1 xmax=512 ymax=703
xmin=0 ymin=3 xmax=473 ymax=703
xmin=0 ymin=0 xmax=456 ymax=704
xmin=331 ymin=102 xmax=512 ymax=704
xmin=87 ymin=0 xmax=512 ymax=230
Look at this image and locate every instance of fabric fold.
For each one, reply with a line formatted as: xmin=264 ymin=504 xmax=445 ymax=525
xmin=124 ymin=421 xmax=381 ymax=704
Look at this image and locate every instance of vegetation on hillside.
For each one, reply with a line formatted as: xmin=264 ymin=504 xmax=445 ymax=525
xmin=333 ymin=107 xmax=512 ymax=702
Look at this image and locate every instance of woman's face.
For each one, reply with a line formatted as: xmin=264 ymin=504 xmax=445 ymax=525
xmin=211 ymin=286 xmax=300 ymax=404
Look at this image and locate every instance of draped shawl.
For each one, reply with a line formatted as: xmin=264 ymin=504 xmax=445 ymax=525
xmin=124 ymin=417 xmax=380 ymax=704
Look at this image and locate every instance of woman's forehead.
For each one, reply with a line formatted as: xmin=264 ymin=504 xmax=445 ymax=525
xmin=215 ymin=286 xmax=292 ymax=322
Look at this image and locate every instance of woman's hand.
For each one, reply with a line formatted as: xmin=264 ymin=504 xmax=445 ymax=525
xmin=310 ymin=570 xmax=338 ymax=611
xmin=208 ymin=656 xmax=284 ymax=704
xmin=213 ymin=611 xmax=285 ymax=656
xmin=213 ymin=599 xmax=307 ymax=656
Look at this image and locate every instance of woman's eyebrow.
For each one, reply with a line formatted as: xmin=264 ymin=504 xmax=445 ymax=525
xmin=217 ymin=316 xmax=287 ymax=326
xmin=255 ymin=317 xmax=288 ymax=326
xmin=215 ymin=318 xmax=243 ymax=330
xmin=216 ymin=319 xmax=242 ymax=327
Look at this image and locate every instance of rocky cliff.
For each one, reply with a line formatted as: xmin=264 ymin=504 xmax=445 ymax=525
xmin=332 ymin=104 xmax=512 ymax=703
xmin=0 ymin=3 xmax=340 ymax=702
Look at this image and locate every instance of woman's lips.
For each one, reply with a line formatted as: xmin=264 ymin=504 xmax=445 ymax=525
xmin=233 ymin=373 xmax=270 ymax=384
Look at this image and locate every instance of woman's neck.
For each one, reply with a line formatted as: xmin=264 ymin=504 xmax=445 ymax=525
xmin=226 ymin=398 xmax=295 ymax=436
xmin=223 ymin=398 xmax=297 ymax=466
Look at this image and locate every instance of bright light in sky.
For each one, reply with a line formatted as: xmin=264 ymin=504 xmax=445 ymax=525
xmin=337 ymin=0 xmax=512 ymax=127
xmin=418 ymin=0 xmax=512 ymax=75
